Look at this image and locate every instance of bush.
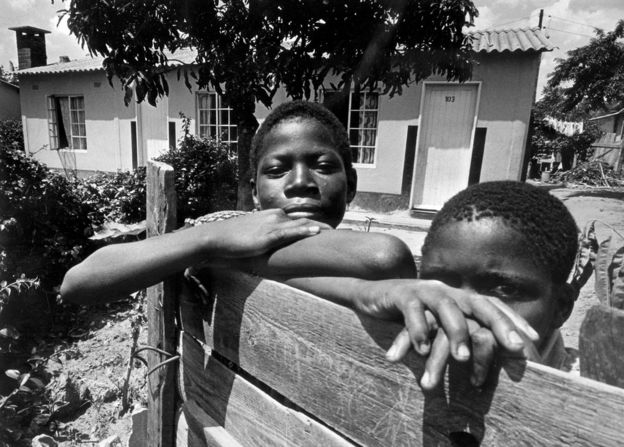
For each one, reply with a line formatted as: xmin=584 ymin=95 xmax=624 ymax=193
xmin=0 ymin=138 xmax=95 ymax=291
xmin=0 ymin=120 xmax=23 ymax=151
xmin=155 ymin=117 xmax=238 ymax=225
xmin=75 ymin=168 xmax=147 ymax=226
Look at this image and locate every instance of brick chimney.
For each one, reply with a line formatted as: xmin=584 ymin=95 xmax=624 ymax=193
xmin=9 ymin=26 xmax=51 ymax=70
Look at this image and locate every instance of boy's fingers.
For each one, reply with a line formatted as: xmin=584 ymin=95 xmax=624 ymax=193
xmin=469 ymin=325 xmax=496 ymax=387
xmin=468 ymin=295 xmax=534 ymax=352
xmin=482 ymin=295 xmax=539 ymax=341
xmin=401 ymin=300 xmax=431 ymax=356
xmin=421 ymin=329 xmax=450 ymax=390
xmin=386 ymin=328 xmax=411 ymax=362
xmin=421 ymin=294 xmax=470 ymax=362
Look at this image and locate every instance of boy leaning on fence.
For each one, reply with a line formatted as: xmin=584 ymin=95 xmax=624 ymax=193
xmin=61 ymin=100 xmax=539 ymax=389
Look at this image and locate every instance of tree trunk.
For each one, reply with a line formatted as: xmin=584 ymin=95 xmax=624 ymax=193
xmin=235 ymin=109 xmax=259 ymax=211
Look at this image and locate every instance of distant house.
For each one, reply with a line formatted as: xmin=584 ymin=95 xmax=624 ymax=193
xmin=0 ymin=79 xmax=20 ymax=120
xmin=16 ymin=27 xmax=552 ymax=212
xmin=588 ymin=108 xmax=624 ymax=169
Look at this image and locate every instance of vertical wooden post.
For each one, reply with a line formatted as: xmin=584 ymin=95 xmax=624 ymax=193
xmin=146 ymin=160 xmax=178 ymax=447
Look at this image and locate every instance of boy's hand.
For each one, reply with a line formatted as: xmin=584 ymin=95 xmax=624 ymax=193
xmin=356 ymin=279 xmax=539 ymax=388
xmin=208 ymin=209 xmax=331 ymax=258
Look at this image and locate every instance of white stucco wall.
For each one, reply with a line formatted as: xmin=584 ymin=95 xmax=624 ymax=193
xmin=350 ymin=51 xmax=541 ymax=195
xmin=19 ymin=71 xmax=136 ymax=174
xmin=0 ymin=82 xmax=20 ymax=120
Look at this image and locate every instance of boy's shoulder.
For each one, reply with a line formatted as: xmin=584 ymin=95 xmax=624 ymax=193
xmin=184 ymin=210 xmax=249 ymax=227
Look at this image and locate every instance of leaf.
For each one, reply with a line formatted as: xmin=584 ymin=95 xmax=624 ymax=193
xmin=5 ymin=369 xmax=20 ymax=380
xmin=0 ymin=327 xmax=20 ymax=340
xmin=571 ymin=221 xmax=598 ymax=292
xmin=595 ymin=235 xmax=614 ymax=303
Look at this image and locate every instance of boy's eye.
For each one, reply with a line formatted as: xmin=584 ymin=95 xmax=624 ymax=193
xmin=315 ymin=160 xmax=340 ymax=173
xmin=487 ymin=284 xmax=524 ymax=300
xmin=264 ymin=165 xmax=287 ymax=177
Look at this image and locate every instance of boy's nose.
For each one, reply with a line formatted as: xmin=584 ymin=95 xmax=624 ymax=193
xmin=284 ymin=165 xmax=319 ymax=197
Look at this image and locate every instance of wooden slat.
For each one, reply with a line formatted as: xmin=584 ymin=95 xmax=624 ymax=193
xmin=580 ymin=304 xmax=624 ymax=387
xmin=146 ymin=160 xmax=178 ymax=447
xmin=189 ymin=269 xmax=624 ymax=447
xmin=179 ymin=330 xmax=356 ymax=447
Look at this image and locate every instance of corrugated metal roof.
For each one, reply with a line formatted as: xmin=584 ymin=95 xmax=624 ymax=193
xmin=468 ymin=27 xmax=553 ymax=53
xmin=19 ymin=28 xmax=551 ymax=76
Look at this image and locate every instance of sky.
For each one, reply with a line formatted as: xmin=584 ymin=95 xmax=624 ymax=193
xmin=1 ymin=0 xmax=623 ymax=99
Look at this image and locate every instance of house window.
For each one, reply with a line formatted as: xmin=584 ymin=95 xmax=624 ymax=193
xmin=197 ymin=92 xmax=237 ymax=152
xmin=348 ymin=92 xmax=378 ymax=165
xmin=322 ymin=90 xmax=379 ymax=165
xmin=47 ymin=95 xmax=87 ymax=150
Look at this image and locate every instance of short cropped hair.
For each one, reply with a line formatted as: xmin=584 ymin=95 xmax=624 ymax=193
xmin=250 ymin=100 xmax=352 ymax=173
xmin=422 ymin=181 xmax=579 ymax=283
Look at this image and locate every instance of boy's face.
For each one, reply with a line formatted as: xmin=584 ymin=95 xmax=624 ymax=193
xmin=251 ymin=117 xmax=356 ymax=228
xmin=420 ymin=218 xmax=573 ymax=348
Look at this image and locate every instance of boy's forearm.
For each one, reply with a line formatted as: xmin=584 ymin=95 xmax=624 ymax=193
xmin=60 ymin=224 xmax=220 ymax=304
xmin=259 ymin=230 xmax=417 ymax=280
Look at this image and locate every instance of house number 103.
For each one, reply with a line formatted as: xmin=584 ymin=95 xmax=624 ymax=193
xmin=445 ymin=96 xmax=455 ymax=102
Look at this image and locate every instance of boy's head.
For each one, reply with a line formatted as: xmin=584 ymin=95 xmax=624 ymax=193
xmin=250 ymin=101 xmax=357 ymax=228
xmin=420 ymin=181 xmax=579 ymax=347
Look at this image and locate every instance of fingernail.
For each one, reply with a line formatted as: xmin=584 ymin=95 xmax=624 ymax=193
xmin=420 ymin=371 xmax=431 ymax=388
xmin=527 ymin=326 xmax=540 ymax=340
xmin=456 ymin=343 xmax=470 ymax=361
xmin=386 ymin=344 xmax=398 ymax=362
xmin=508 ymin=330 xmax=523 ymax=347
xmin=308 ymin=225 xmax=320 ymax=234
xmin=418 ymin=341 xmax=430 ymax=354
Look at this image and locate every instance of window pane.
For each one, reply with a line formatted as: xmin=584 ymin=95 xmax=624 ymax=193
xmin=230 ymin=126 xmax=238 ymax=141
xmin=350 ymin=111 xmax=360 ymax=128
xmin=209 ymin=125 xmax=217 ymax=138
xmin=364 ymin=93 xmax=378 ymax=109
xmin=70 ymin=96 xmax=84 ymax=109
xmin=361 ymin=129 xmax=377 ymax=146
xmin=220 ymin=127 xmax=229 ymax=141
xmin=220 ymin=109 xmax=230 ymax=125
xmin=209 ymin=110 xmax=217 ymax=126
xmin=200 ymin=110 xmax=208 ymax=126
xmin=363 ymin=111 xmax=377 ymax=128
xmin=349 ymin=129 xmax=359 ymax=146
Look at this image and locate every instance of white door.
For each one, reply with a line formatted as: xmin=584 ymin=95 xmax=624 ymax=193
xmin=411 ymin=84 xmax=479 ymax=209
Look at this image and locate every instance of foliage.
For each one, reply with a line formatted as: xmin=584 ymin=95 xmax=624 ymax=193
xmin=0 ymin=136 xmax=95 ymax=291
xmin=0 ymin=65 xmax=18 ymax=86
xmin=58 ymin=0 xmax=478 ymax=209
xmin=528 ymin=107 xmax=601 ymax=170
xmin=574 ymin=221 xmax=624 ymax=309
xmin=74 ymin=168 xmax=147 ymax=226
xmin=155 ymin=116 xmax=238 ymax=225
xmin=542 ymin=19 xmax=624 ymax=119
xmin=0 ymin=121 xmax=23 ymax=151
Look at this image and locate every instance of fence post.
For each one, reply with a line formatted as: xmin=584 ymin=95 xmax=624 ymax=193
xmin=145 ymin=160 xmax=178 ymax=447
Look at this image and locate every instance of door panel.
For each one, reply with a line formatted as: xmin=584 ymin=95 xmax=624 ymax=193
xmin=411 ymin=84 xmax=478 ymax=209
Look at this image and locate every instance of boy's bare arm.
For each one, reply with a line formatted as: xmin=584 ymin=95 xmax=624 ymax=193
xmin=233 ymin=229 xmax=417 ymax=280
xmin=60 ymin=210 xmax=328 ymax=305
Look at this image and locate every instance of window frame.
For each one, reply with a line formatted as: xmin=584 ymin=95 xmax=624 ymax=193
xmin=320 ymin=89 xmax=380 ymax=168
xmin=46 ymin=94 xmax=87 ymax=151
xmin=196 ymin=92 xmax=238 ymax=153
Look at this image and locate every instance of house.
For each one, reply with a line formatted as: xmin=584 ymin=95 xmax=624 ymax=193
xmin=0 ymin=79 xmax=20 ymax=120
xmin=16 ymin=26 xmax=552 ymax=212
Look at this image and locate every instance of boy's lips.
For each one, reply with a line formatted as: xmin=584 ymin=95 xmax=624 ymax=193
xmin=283 ymin=203 xmax=324 ymax=218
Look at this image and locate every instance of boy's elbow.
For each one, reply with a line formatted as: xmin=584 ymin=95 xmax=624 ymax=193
xmin=367 ymin=235 xmax=417 ymax=279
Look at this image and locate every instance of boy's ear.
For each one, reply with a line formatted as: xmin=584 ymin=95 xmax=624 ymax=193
xmin=346 ymin=168 xmax=357 ymax=204
xmin=250 ymin=178 xmax=261 ymax=210
xmin=552 ymin=283 xmax=578 ymax=329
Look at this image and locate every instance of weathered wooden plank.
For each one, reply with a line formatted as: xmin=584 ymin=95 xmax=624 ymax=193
xmin=192 ymin=269 xmax=624 ymax=447
xmin=580 ymin=304 xmax=624 ymax=387
xmin=179 ymin=330 xmax=357 ymax=447
xmin=146 ymin=160 xmax=178 ymax=447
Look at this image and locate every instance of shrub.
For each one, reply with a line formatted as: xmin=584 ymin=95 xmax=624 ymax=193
xmin=0 ymin=138 xmax=95 ymax=291
xmin=75 ymin=168 xmax=147 ymax=226
xmin=155 ymin=116 xmax=238 ymax=225
xmin=0 ymin=120 xmax=23 ymax=151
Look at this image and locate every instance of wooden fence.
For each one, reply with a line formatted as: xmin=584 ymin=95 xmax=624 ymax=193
xmin=145 ymin=161 xmax=624 ymax=447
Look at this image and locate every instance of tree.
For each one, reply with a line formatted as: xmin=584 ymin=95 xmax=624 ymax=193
xmin=541 ymin=19 xmax=624 ymax=120
xmin=58 ymin=0 xmax=478 ymax=210
xmin=0 ymin=64 xmax=18 ymax=86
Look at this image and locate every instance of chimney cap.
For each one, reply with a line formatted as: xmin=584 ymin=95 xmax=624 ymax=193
xmin=8 ymin=26 xmax=51 ymax=34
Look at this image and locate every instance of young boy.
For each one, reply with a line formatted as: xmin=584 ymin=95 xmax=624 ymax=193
xmin=416 ymin=180 xmax=579 ymax=386
xmin=61 ymin=101 xmax=535 ymax=384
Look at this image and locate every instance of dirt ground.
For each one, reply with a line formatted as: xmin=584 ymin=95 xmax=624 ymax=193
xmin=46 ymin=185 xmax=624 ymax=444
